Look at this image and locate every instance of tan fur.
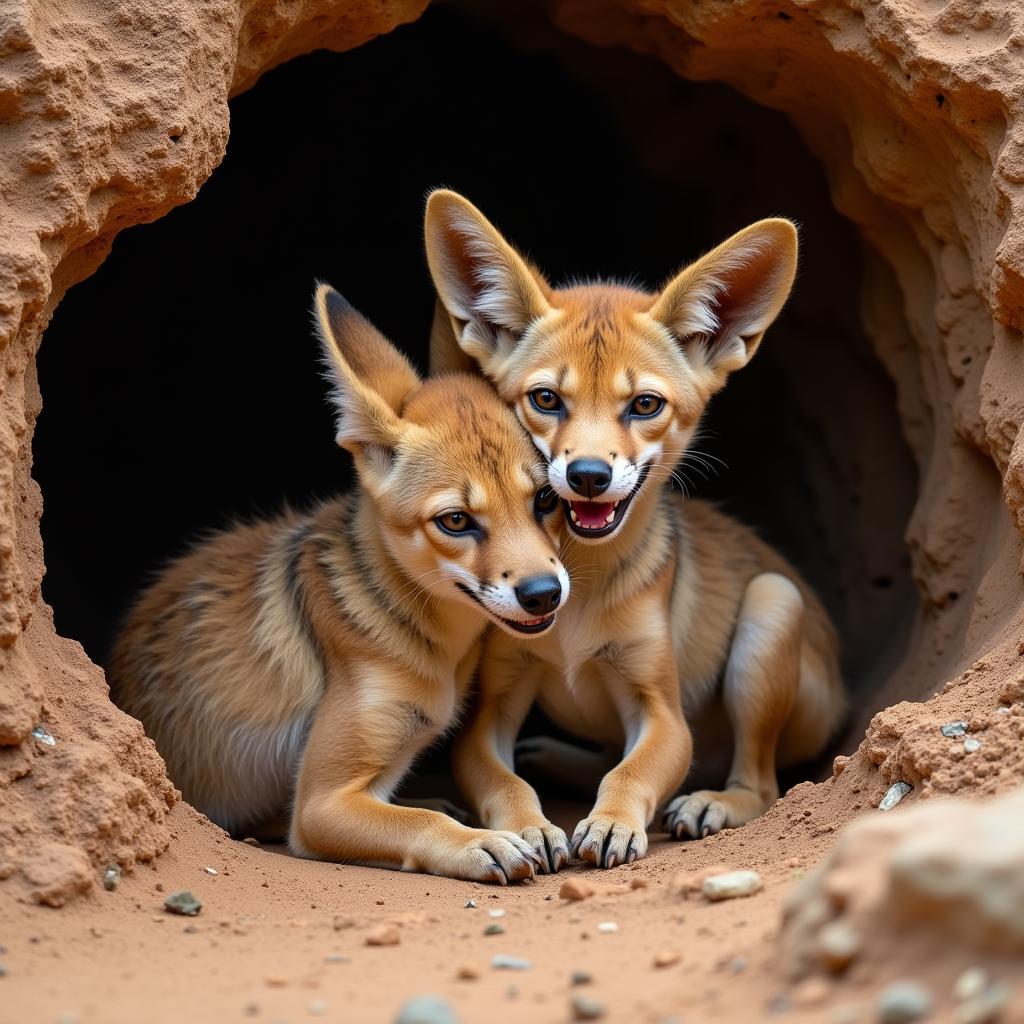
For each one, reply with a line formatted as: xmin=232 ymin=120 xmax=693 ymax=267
xmin=425 ymin=191 xmax=846 ymax=870
xmin=110 ymin=284 xmax=570 ymax=883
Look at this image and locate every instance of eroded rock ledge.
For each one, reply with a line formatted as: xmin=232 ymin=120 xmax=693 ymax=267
xmin=1 ymin=0 xmax=1023 ymax=906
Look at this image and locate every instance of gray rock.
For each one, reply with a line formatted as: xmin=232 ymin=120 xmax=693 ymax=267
xmin=394 ymin=994 xmax=459 ymax=1024
xmin=876 ymin=980 xmax=932 ymax=1023
xmin=879 ymin=782 xmax=912 ymax=811
xmin=491 ymin=954 xmax=532 ymax=971
xmin=31 ymin=724 xmax=56 ymax=747
xmin=164 ymin=890 xmax=202 ymax=916
xmin=103 ymin=865 xmax=121 ymax=892
xmin=464 ymin=899 xmax=476 ymax=909
xmin=940 ymin=721 xmax=968 ymax=737
xmin=571 ymin=970 xmax=593 ymax=986
xmin=571 ymin=995 xmax=606 ymax=1021
xmin=483 ymin=923 xmax=504 ymax=936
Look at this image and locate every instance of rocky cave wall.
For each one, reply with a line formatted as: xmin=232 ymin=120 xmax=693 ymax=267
xmin=1 ymin=0 xmax=1023 ymax=907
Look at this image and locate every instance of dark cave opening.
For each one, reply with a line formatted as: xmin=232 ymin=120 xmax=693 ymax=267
xmin=34 ymin=4 xmax=919 ymax=776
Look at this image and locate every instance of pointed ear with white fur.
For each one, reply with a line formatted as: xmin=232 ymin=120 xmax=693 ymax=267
xmin=425 ymin=189 xmax=552 ymax=376
xmin=312 ymin=283 xmax=419 ymax=478
xmin=648 ymin=219 xmax=798 ymax=391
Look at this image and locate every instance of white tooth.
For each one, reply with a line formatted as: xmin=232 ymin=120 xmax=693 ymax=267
xmin=570 ymin=508 xmax=578 ymax=523
xmin=605 ymin=510 xmax=615 ymax=524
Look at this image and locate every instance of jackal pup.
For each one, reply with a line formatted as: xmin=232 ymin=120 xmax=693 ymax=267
xmin=425 ymin=191 xmax=845 ymax=870
xmin=111 ymin=284 xmax=570 ymax=882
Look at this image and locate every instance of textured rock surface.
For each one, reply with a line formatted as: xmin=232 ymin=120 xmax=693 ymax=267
xmin=0 ymin=0 xmax=1023 ymax=917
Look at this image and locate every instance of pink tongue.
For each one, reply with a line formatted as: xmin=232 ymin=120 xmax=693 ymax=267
xmin=572 ymin=500 xmax=614 ymax=529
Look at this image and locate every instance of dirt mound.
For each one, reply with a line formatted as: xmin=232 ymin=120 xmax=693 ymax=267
xmin=1 ymin=0 xmax=1024 ymax=1016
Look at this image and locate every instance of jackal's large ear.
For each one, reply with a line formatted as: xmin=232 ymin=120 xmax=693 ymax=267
xmin=648 ymin=219 xmax=798 ymax=390
xmin=425 ymin=190 xmax=551 ymax=376
xmin=313 ymin=283 xmax=420 ymax=474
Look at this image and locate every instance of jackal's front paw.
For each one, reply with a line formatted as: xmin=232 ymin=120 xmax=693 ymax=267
xmin=450 ymin=830 xmax=543 ymax=885
xmin=570 ymin=814 xmax=648 ymax=869
xmin=663 ymin=787 xmax=771 ymax=840
xmin=518 ymin=822 xmax=571 ymax=874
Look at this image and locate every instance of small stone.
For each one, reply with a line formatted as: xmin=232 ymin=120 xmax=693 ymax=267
xmin=324 ymin=953 xmax=349 ymax=964
xmin=31 ymin=724 xmax=56 ymax=746
xmin=307 ymin=1000 xmax=328 ymax=1016
xmin=376 ymin=898 xmax=385 ymax=905
xmin=366 ymin=925 xmax=400 ymax=946
xmin=394 ymin=994 xmax=460 ymax=1024
xmin=879 ymin=782 xmax=912 ymax=811
xmin=629 ymin=878 xmax=649 ymax=889
xmin=671 ymin=863 xmax=730 ymax=897
xmin=203 ymin=866 xmax=218 ymax=875
xmin=264 ymin=976 xmax=287 ymax=988
xmin=571 ymin=970 xmax=593 ymax=986
xmin=953 ymin=968 xmax=988 ymax=1003
xmin=702 ymin=870 xmax=763 ymax=901
xmin=571 ymin=995 xmax=606 ymax=1021
xmin=954 ymin=982 xmax=1011 ymax=1024
xmin=543 ymin=894 xmax=554 ymax=901
xmin=164 ymin=890 xmax=202 ymax=916
xmin=464 ymin=899 xmax=477 ymax=909
xmin=243 ymin=837 xmax=260 ymax=846
xmin=183 ymin=924 xmax=199 ymax=934
xmin=491 ymin=954 xmax=532 ymax=971
xmin=729 ymin=957 xmax=747 ymax=974
xmin=817 ymin=921 xmax=862 ymax=974
xmin=653 ymin=950 xmax=680 ymax=968
xmin=0 ymin=964 xmax=7 ymax=977
xmin=596 ymin=921 xmax=618 ymax=933
xmin=963 ymin=737 xmax=982 ymax=753
xmin=791 ymin=977 xmax=830 ymax=1009
xmin=333 ymin=915 xmax=355 ymax=931
xmin=940 ymin=720 xmax=968 ymax=737
xmin=876 ymin=980 xmax=932 ymax=1024
xmin=559 ymin=878 xmax=595 ymax=901
xmin=456 ymin=965 xmax=480 ymax=980
xmin=488 ymin=909 xmax=506 ymax=918
xmin=483 ymin=923 xmax=505 ymax=936
xmin=103 ymin=865 xmax=121 ymax=892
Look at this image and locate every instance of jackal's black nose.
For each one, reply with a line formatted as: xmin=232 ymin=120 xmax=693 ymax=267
xmin=566 ymin=458 xmax=612 ymax=497
xmin=515 ymin=574 xmax=562 ymax=616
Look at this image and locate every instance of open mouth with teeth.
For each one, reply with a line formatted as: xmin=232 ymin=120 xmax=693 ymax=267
xmin=454 ymin=583 xmax=557 ymax=635
xmin=563 ymin=465 xmax=650 ymax=539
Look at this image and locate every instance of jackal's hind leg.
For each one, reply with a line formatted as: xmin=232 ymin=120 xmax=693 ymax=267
xmin=665 ymin=572 xmax=802 ymax=839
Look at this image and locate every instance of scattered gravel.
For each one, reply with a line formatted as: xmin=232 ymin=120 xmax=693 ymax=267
xmin=163 ymin=891 xmax=202 ymax=916
xmin=102 ymin=866 xmax=121 ymax=892
xmin=702 ymin=871 xmax=763 ymax=901
xmin=876 ymin=980 xmax=933 ymax=1023
xmin=571 ymin=995 xmax=606 ymax=1021
xmin=940 ymin=721 xmax=968 ymax=737
xmin=394 ymin=994 xmax=459 ymax=1024
xmin=879 ymin=782 xmax=912 ymax=811
xmin=491 ymin=954 xmax=532 ymax=971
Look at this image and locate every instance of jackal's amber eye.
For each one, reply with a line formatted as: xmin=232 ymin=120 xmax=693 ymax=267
xmin=629 ymin=394 xmax=665 ymax=418
xmin=435 ymin=511 xmax=478 ymax=536
xmin=529 ymin=388 xmax=564 ymax=414
xmin=534 ymin=486 xmax=560 ymax=518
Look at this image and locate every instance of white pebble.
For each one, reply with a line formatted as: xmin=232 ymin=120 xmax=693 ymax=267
xmin=877 ymin=980 xmax=932 ymax=1024
xmin=879 ymin=782 xmax=912 ymax=811
xmin=491 ymin=954 xmax=532 ymax=970
xmin=963 ymin=738 xmax=982 ymax=753
xmin=702 ymin=870 xmax=763 ymax=901
xmin=488 ymin=909 xmax=506 ymax=918
xmin=203 ymin=866 xmax=218 ymax=875
xmin=953 ymin=967 xmax=988 ymax=1003
xmin=307 ymin=999 xmax=328 ymax=1016
xmin=596 ymin=921 xmax=618 ymax=933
